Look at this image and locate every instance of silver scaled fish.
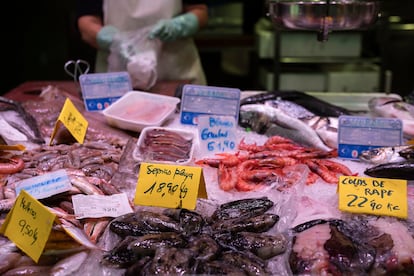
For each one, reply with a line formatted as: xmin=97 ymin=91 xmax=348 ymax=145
xmin=358 ymin=145 xmax=414 ymax=164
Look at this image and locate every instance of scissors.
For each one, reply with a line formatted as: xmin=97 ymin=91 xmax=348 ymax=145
xmin=64 ymin=59 xmax=90 ymax=82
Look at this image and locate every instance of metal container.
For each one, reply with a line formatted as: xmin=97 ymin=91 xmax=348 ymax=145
xmin=268 ymin=0 xmax=380 ymax=40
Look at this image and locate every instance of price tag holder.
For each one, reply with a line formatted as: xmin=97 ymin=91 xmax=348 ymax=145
xmin=338 ymin=115 xmax=403 ymax=159
xmin=0 ymin=190 xmax=56 ymax=262
xmin=179 ymin=84 xmax=241 ymax=125
xmin=134 ymin=162 xmax=207 ymax=210
xmin=79 ymin=72 xmax=132 ymax=111
xmin=15 ymin=169 xmax=72 ymax=199
xmin=197 ymin=115 xmax=238 ymax=156
xmin=50 ymin=98 xmax=88 ymax=145
xmin=338 ymin=175 xmax=407 ymax=219
xmin=72 ymin=193 xmax=133 ymax=219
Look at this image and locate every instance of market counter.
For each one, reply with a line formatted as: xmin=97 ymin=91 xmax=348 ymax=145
xmin=3 ymin=80 xmax=187 ymax=102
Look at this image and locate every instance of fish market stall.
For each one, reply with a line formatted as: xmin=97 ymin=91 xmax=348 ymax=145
xmin=0 ymin=81 xmax=413 ymax=275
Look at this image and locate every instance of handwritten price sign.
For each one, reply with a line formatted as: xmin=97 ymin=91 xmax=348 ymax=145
xmin=197 ymin=115 xmax=237 ymax=156
xmin=134 ymin=163 xmax=206 ymax=210
xmin=338 ymin=176 xmax=407 ymax=219
xmin=50 ymin=98 xmax=88 ymax=144
xmin=0 ymin=190 xmax=56 ymax=262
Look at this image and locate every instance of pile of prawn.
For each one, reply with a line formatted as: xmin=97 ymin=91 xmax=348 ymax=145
xmin=196 ymin=135 xmax=356 ymax=192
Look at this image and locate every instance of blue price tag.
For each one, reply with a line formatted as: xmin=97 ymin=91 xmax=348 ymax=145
xmin=79 ymin=72 xmax=132 ymax=112
xmin=338 ymin=115 xmax=403 ymax=159
xmin=179 ymin=84 xmax=241 ymax=125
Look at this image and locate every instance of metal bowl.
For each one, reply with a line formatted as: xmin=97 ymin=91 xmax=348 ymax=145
xmin=268 ymin=0 xmax=380 ymax=32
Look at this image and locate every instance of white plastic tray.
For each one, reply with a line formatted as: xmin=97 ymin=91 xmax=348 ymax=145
xmin=133 ymin=126 xmax=196 ymax=165
xmin=102 ymin=91 xmax=180 ymax=132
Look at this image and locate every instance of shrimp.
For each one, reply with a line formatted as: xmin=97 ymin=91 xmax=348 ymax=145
xmin=248 ymin=149 xmax=303 ymax=159
xmin=303 ymin=159 xmax=339 ymax=184
xmin=238 ymin=138 xmax=266 ymax=153
xmin=218 ymin=163 xmax=237 ymax=191
xmin=264 ymin=135 xmax=293 ymax=146
xmin=195 ymin=153 xmax=240 ymax=168
xmin=0 ymin=156 xmax=25 ymax=174
xmin=317 ymin=159 xmax=355 ymax=176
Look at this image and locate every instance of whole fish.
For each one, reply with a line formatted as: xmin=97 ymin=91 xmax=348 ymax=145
xmin=358 ymin=145 xmax=413 ymax=164
xmin=239 ymin=104 xmax=332 ymax=151
xmin=368 ymin=97 xmax=414 ymax=138
xmin=240 ymin=90 xmax=351 ymax=117
xmin=264 ymin=98 xmax=315 ymax=120
xmin=0 ymin=96 xmax=44 ymax=145
xmin=398 ymin=145 xmax=414 ymax=160
xmin=364 ymin=160 xmax=414 ymax=180
xmin=50 ymin=251 xmax=89 ymax=276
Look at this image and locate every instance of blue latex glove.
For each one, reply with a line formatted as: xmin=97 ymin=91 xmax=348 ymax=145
xmin=149 ymin=13 xmax=199 ymax=42
xmin=97 ymin=25 xmax=119 ymax=50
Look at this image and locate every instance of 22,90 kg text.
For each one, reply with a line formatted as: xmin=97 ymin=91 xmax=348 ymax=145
xmin=346 ymin=194 xmax=400 ymax=212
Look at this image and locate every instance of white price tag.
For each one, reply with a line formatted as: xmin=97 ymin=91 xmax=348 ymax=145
xmin=15 ymin=169 xmax=72 ymax=199
xmin=72 ymin=193 xmax=133 ymax=219
xmin=197 ymin=115 xmax=238 ymax=157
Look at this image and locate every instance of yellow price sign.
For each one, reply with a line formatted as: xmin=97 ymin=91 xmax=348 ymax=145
xmin=134 ymin=162 xmax=207 ymax=210
xmin=51 ymin=98 xmax=88 ymax=144
xmin=0 ymin=190 xmax=56 ymax=262
xmin=338 ymin=175 xmax=407 ymax=219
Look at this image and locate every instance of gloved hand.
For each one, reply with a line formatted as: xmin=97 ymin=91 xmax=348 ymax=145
xmin=149 ymin=13 xmax=199 ymax=42
xmin=97 ymin=25 xmax=119 ymax=50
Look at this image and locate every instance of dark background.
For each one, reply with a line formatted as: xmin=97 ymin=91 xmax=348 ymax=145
xmin=3 ymin=1 xmax=414 ymax=96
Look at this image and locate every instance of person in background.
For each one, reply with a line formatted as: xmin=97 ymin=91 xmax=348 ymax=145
xmin=76 ymin=0 xmax=208 ymax=89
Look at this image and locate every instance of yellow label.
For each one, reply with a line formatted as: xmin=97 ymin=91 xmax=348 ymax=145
xmin=0 ymin=190 xmax=56 ymax=262
xmin=0 ymin=144 xmax=26 ymax=151
xmin=338 ymin=175 xmax=407 ymax=219
xmin=51 ymin=98 xmax=88 ymax=144
xmin=134 ymin=162 xmax=207 ymax=210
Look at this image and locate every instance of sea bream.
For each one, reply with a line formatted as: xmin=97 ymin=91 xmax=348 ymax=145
xmin=239 ymin=103 xmax=332 ymax=151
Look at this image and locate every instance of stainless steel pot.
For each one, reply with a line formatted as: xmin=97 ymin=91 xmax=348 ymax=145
xmin=268 ymin=0 xmax=380 ymax=41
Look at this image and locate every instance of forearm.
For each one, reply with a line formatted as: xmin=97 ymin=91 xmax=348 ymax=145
xmin=184 ymin=4 xmax=208 ymax=29
xmin=78 ymin=15 xmax=103 ymax=49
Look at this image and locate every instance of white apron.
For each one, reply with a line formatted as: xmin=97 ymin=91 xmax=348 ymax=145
xmin=95 ymin=0 xmax=206 ymax=86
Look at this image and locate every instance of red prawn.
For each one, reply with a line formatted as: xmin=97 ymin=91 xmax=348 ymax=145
xmin=195 ymin=153 xmax=241 ymax=168
xmin=302 ymin=159 xmax=339 ymax=184
xmin=238 ymin=138 xmax=266 ymax=153
xmin=317 ymin=159 xmax=355 ymax=176
xmin=0 ymin=156 xmax=25 ymax=174
xmin=264 ymin=135 xmax=294 ymax=146
xmin=217 ymin=163 xmax=237 ymax=191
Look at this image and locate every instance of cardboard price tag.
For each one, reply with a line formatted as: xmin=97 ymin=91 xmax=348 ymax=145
xmin=0 ymin=190 xmax=56 ymax=262
xmin=50 ymin=98 xmax=88 ymax=145
xmin=197 ymin=115 xmax=237 ymax=156
xmin=134 ymin=162 xmax=207 ymax=210
xmin=338 ymin=175 xmax=407 ymax=219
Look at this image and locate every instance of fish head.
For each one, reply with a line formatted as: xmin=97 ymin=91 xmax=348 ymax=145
xmin=239 ymin=105 xmax=275 ymax=134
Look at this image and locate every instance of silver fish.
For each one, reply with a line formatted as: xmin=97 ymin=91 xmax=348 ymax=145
xmin=0 ymin=96 xmax=45 ymax=145
xmin=264 ymin=98 xmax=315 ymax=120
xmin=50 ymin=251 xmax=89 ymax=276
xmin=368 ymin=97 xmax=414 ymax=138
xmin=359 ymin=145 xmax=413 ymax=164
xmin=305 ymin=116 xmax=339 ymax=149
xmin=239 ymin=104 xmax=332 ymax=151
